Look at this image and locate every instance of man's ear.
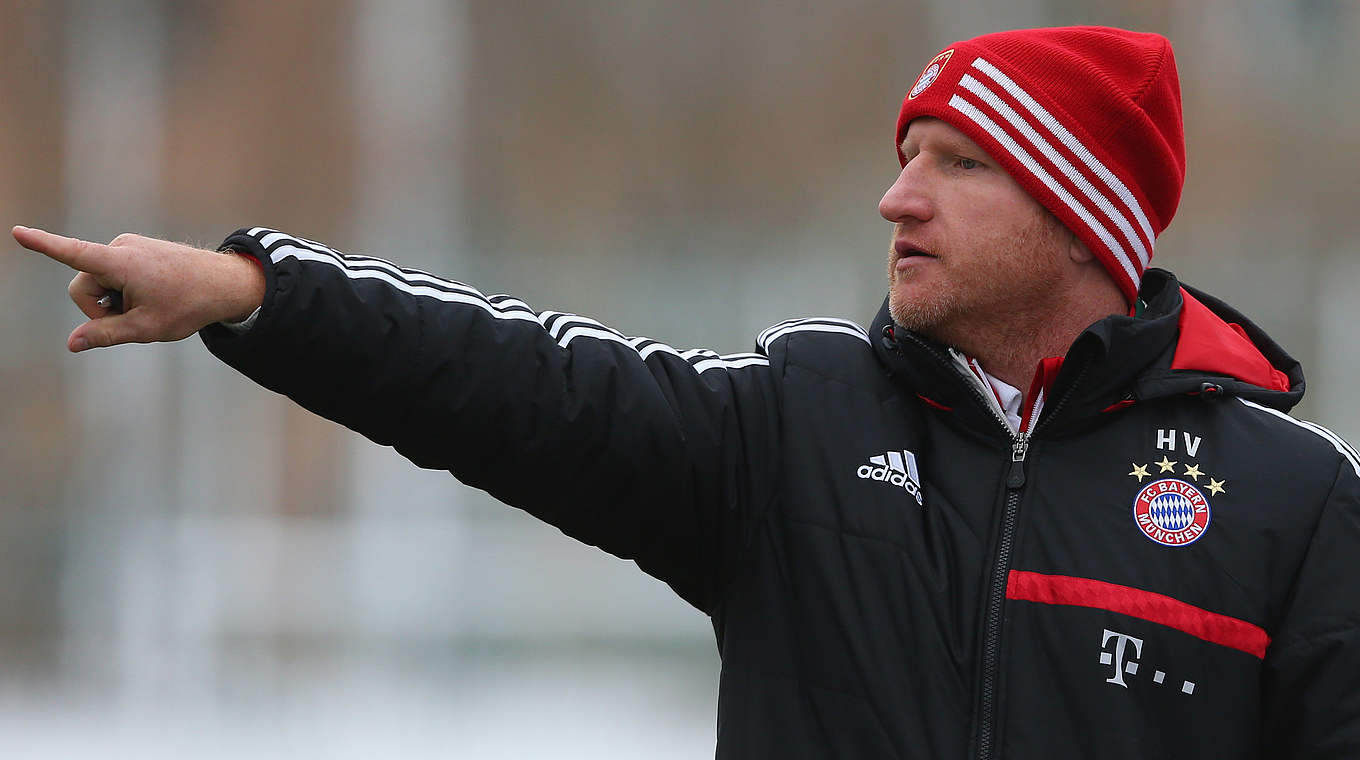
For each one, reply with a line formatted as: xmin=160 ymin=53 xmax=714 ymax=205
xmin=1067 ymin=231 xmax=1095 ymax=264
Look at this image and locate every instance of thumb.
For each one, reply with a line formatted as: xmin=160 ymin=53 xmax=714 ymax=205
xmin=68 ymin=311 xmax=149 ymax=352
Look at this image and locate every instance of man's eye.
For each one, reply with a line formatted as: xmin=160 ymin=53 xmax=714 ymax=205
xmin=958 ymin=157 xmax=980 ymax=170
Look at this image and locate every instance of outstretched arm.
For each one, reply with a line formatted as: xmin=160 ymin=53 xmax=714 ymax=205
xmin=20 ymin=224 xmax=783 ymax=612
xmin=12 ymin=226 xmax=264 ymax=352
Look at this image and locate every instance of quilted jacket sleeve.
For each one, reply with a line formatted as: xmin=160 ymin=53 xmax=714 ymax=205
xmin=199 ymin=227 xmax=782 ymax=613
xmin=1261 ymin=448 xmax=1360 ymax=758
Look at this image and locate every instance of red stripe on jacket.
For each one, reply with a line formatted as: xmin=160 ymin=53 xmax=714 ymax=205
xmin=1006 ymin=570 xmax=1270 ymax=659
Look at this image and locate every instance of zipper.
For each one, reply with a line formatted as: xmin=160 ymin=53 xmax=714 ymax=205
xmin=974 ymin=432 xmax=1028 ymax=760
xmin=973 ymin=362 xmax=1089 ymax=760
xmin=897 ymin=336 xmax=1014 ymax=440
xmin=894 ymin=334 xmax=1028 ymax=760
xmin=893 ymin=332 xmax=1090 ymax=760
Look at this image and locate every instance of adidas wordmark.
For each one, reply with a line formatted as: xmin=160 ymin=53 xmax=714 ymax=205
xmin=857 ymin=450 xmax=924 ymax=505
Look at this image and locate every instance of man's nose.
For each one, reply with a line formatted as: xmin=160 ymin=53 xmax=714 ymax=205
xmin=878 ymin=164 xmax=933 ymax=224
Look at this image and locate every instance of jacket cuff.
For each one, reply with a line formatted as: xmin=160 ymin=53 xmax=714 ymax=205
xmin=199 ymin=227 xmax=281 ymax=344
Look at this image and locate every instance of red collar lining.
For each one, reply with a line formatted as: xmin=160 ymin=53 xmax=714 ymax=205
xmin=1170 ymin=288 xmax=1290 ymax=392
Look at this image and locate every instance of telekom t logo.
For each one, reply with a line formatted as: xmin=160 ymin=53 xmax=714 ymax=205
xmin=1100 ymin=629 xmax=1143 ymax=688
xmin=1097 ymin=627 xmax=1198 ymax=695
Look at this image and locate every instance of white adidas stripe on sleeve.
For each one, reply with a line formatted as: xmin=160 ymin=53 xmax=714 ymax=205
xmin=757 ymin=318 xmax=871 ymax=351
xmin=245 ymin=228 xmax=770 ymax=375
xmin=1238 ymin=398 xmax=1360 ymax=477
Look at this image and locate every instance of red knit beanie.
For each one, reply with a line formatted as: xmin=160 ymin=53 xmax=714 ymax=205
xmin=895 ymin=26 xmax=1185 ymax=303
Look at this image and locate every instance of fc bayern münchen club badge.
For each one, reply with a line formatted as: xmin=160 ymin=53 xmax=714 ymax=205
xmin=1132 ymin=478 xmax=1211 ymax=547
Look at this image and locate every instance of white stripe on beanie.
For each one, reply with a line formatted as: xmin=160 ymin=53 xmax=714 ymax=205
xmin=947 ymin=93 xmax=1142 ymax=291
xmin=970 ymin=58 xmax=1157 ymax=253
xmin=958 ymin=66 xmax=1152 ymax=270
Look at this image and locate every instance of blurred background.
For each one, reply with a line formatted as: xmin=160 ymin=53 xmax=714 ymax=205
xmin=2 ymin=0 xmax=1358 ymax=757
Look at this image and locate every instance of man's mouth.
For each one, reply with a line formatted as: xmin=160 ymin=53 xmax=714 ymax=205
xmin=893 ymin=240 xmax=938 ymax=269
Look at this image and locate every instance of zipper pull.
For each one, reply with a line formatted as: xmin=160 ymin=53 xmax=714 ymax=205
xmin=1007 ymin=433 xmax=1030 ymax=489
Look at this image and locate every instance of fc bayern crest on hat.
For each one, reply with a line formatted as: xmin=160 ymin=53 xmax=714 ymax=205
xmin=1133 ymin=478 xmax=1211 ymax=547
xmin=908 ymin=49 xmax=953 ymax=100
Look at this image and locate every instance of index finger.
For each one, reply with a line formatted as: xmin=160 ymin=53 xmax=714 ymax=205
xmin=12 ymin=226 xmax=112 ymax=274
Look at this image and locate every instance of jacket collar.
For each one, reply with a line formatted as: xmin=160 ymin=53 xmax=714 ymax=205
xmin=870 ymin=269 xmax=1304 ymax=437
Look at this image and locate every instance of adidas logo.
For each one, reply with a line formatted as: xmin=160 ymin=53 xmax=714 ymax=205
xmin=857 ymin=449 xmax=924 ymax=505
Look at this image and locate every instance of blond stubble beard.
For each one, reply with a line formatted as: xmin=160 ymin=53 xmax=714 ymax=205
xmin=885 ymin=253 xmax=959 ymax=333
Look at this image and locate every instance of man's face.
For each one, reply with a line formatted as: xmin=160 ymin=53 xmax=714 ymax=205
xmin=879 ymin=117 xmax=1070 ymax=338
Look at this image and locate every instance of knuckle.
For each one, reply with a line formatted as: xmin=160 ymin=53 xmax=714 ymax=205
xmin=69 ymin=238 xmax=102 ymax=265
xmin=109 ymin=232 xmax=140 ymax=247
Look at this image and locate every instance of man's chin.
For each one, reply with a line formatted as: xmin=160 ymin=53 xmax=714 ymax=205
xmin=888 ymin=286 xmax=954 ymax=335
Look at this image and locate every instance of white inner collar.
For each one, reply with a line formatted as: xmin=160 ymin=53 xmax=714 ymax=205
xmin=949 ymin=349 xmax=1026 ymax=435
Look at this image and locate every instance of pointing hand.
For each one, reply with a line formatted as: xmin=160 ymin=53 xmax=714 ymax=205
xmin=13 ymin=226 xmax=265 ymax=353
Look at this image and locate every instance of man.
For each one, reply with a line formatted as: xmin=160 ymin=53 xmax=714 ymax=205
xmin=15 ymin=26 xmax=1360 ymax=759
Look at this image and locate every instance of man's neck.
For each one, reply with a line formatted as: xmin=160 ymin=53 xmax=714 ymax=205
xmin=938 ymin=286 xmax=1127 ymax=390
xmin=948 ymin=318 xmax=1072 ymax=389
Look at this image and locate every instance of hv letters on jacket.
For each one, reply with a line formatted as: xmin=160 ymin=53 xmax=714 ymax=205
xmin=201 ymin=227 xmax=1360 ymax=760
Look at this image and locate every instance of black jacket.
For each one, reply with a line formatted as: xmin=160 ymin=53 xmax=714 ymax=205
xmin=203 ymin=227 xmax=1360 ymax=759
